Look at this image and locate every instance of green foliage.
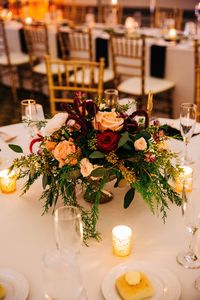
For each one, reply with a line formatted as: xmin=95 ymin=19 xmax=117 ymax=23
xmin=8 ymin=144 xmax=23 ymax=153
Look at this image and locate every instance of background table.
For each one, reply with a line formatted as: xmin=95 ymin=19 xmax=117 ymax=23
xmin=0 ymin=122 xmax=200 ymax=299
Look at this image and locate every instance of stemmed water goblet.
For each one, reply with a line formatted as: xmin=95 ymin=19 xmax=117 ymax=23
xmin=180 ymin=103 xmax=197 ymax=165
xmin=42 ymin=206 xmax=87 ymax=300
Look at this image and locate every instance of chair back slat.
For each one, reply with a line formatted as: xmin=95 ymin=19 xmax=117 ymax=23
xmin=45 ymin=55 xmax=104 ymax=115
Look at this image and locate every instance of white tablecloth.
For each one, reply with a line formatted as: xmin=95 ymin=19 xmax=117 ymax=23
xmin=0 ymin=122 xmax=200 ymax=299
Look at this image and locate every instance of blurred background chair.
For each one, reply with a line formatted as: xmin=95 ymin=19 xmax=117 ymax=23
xmin=194 ymin=39 xmax=200 ymax=122
xmin=58 ymin=26 xmax=114 ymax=88
xmin=0 ymin=19 xmax=29 ymax=102
xmin=154 ymin=7 xmax=183 ymax=30
xmin=45 ymin=55 xmax=104 ymax=115
xmin=111 ymin=33 xmax=175 ymax=116
xmin=23 ymin=22 xmax=49 ymax=94
xmin=58 ymin=27 xmax=93 ymax=61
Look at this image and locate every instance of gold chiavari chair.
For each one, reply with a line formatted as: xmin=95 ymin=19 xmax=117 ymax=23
xmin=154 ymin=7 xmax=183 ymax=30
xmin=45 ymin=55 xmax=104 ymax=116
xmin=58 ymin=26 xmax=114 ymax=86
xmin=61 ymin=4 xmax=87 ymax=25
xmin=194 ymin=39 xmax=200 ymax=121
xmin=111 ymin=34 xmax=175 ymax=114
xmin=0 ymin=19 xmax=29 ymax=101
xmin=23 ymin=22 xmax=50 ymax=92
xmin=58 ymin=27 xmax=93 ymax=61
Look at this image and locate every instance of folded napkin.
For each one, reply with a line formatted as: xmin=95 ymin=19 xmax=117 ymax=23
xmin=95 ymin=37 xmax=109 ymax=68
xmin=150 ymin=45 xmax=166 ymax=79
xmin=19 ymin=28 xmax=28 ymax=54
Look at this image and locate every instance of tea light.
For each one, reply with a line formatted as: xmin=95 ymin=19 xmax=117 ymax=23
xmin=25 ymin=17 xmax=32 ymax=24
xmin=112 ymin=0 xmax=118 ymax=5
xmin=112 ymin=225 xmax=132 ymax=257
xmin=168 ymin=28 xmax=177 ymax=40
xmin=175 ymin=166 xmax=193 ymax=193
xmin=0 ymin=169 xmax=16 ymax=193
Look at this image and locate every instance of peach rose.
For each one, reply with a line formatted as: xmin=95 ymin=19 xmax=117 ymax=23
xmin=93 ymin=111 xmax=124 ymax=132
xmin=80 ymin=158 xmax=94 ymax=177
xmin=45 ymin=141 xmax=57 ymax=151
xmin=134 ymin=137 xmax=147 ymax=151
xmin=53 ymin=138 xmax=79 ymax=167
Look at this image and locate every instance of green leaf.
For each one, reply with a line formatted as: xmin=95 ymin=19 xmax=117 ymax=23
xmin=42 ymin=174 xmax=48 ymax=189
xmin=118 ymin=132 xmax=130 ymax=148
xmin=89 ymin=151 xmax=105 ymax=159
xmin=124 ymin=188 xmax=135 ymax=208
xmin=8 ymin=144 xmax=23 ymax=153
xmin=91 ymin=167 xmax=107 ymax=177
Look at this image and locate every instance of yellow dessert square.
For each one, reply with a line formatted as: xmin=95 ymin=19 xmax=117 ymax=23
xmin=115 ymin=272 xmax=154 ymax=300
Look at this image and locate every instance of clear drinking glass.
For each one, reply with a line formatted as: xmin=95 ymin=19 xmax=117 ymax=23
xmin=42 ymin=249 xmax=87 ymax=300
xmin=54 ymin=206 xmax=83 ymax=254
xmin=180 ymin=103 xmax=197 ymax=165
xmin=104 ymin=89 xmax=118 ymax=109
xmin=176 ymin=186 xmax=200 ymax=269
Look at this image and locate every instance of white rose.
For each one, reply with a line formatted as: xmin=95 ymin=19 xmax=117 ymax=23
xmin=80 ymin=158 xmax=94 ymax=177
xmin=43 ymin=113 xmax=68 ymax=136
xmin=134 ymin=137 xmax=147 ymax=151
xmin=93 ymin=111 xmax=124 ymax=132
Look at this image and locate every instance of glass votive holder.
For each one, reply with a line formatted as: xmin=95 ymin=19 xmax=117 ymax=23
xmin=112 ymin=225 xmax=132 ymax=257
xmin=175 ymin=166 xmax=193 ymax=193
xmin=0 ymin=169 xmax=17 ymax=193
xmin=104 ymin=89 xmax=118 ymax=109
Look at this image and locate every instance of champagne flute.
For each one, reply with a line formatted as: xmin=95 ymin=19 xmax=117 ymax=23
xmin=176 ymin=185 xmax=200 ymax=269
xmin=180 ymin=103 xmax=197 ymax=165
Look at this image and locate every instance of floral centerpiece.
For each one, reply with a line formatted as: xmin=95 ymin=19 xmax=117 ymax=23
xmin=9 ymin=93 xmax=182 ymax=242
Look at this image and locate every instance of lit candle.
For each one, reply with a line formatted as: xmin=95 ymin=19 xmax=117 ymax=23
xmin=0 ymin=169 xmax=17 ymax=193
xmin=112 ymin=0 xmax=118 ymax=5
xmin=175 ymin=166 xmax=193 ymax=193
xmin=25 ymin=17 xmax=32 ymax=24
xmin=112 ymin=225 xmax=132 ymax=257
xmin=168 ymin=28 xmax=177 ymax=40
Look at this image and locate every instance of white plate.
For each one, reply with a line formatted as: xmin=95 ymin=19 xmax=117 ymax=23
xmin=101 ymin=261 xmax=181 ymax=300
xmin=0 ymin=268 xmax=29 ymax=300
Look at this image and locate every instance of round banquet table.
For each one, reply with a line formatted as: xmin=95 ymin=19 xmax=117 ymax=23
xmin=0 ymin=122 xmax=200 ymax=300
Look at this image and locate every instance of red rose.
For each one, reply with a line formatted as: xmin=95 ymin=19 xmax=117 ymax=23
xmin=97 ymin=131 xmax=120 ymax=152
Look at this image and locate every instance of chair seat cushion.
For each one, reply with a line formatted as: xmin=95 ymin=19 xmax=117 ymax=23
xmin=0 ymin=52 xmax=29 ymax=65
xmin=69 ymin=68 xmax=114 ymax=85
xmin=33 ymin=62 xmax=65 ymax=74
xmin=117 ymin=76 xmax=175 ymax=95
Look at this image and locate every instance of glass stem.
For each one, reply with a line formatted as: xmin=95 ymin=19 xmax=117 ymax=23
xmin=183 ymin=137 xmax=189 ymax=162
xmin=186 ymin=229 xmax=198 ymax=262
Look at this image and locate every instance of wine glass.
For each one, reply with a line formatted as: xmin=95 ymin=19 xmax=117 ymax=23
xmin=21 ymin=99 xmax=37 ymax=138
xmin=176 ymin=185 xmax=200 ymax=269
xmin=54 ymin=206 xmax=83 ymax=254
xmin=180 ymin=103 xmax=197 ymax=165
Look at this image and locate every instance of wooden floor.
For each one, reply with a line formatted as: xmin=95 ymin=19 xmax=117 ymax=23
xmin=0 ymin=86 xmax=50 ymax=127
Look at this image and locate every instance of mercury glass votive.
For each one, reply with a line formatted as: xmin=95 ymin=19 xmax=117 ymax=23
xmin=0 ymin=169 xmax=16 ymax=193
xmin=175 ymin=166 xmax=193 ymax=193
xmin=112 ymin=225 xmax=132 ymax=257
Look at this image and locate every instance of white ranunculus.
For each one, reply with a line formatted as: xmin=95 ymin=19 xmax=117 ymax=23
xmin=43 ymin=113 xmax=68 ymax=136
xmin=80 ymin=158 xmax=94 ymax=177
xmin=134 ymin=137 xmax=147 ymax=151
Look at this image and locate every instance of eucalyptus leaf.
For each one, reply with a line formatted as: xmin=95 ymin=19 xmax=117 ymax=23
xmin=124 ymin=187 xmax=135 ymax=208
xmin=91 ymin=167 xmax=107 ymax=177
xmin=42 ymin=174 xmax=48 ymax=189
xmin=8 ymin=144 xmax=23 ymax=153
xmin=89 ymin=151 xmax=105 ymax=159
xmin=118 ymin=132 xmax=130 ymax=148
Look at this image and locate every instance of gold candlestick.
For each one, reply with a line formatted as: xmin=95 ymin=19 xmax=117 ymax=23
xmin=147 ymin=90 xmax=153 ymax=120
